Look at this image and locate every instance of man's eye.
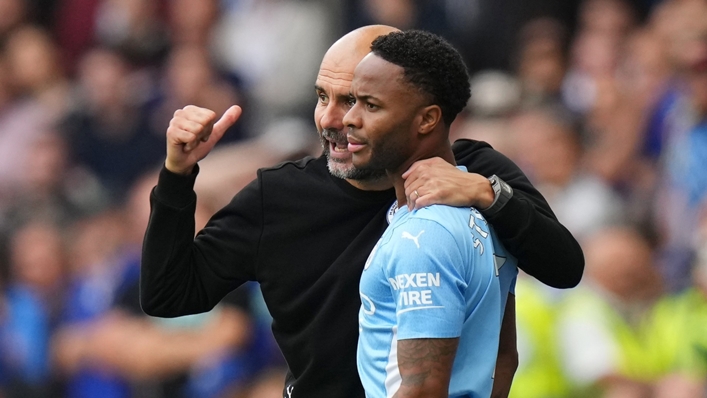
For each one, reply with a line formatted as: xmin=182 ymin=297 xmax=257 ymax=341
xmin=346 ymin=97 xmax=356 ymax=107
xmin=366 ymin=103 xmax=378 ymax=110
xmin=318 ymin=93 xmax=328 ymax=103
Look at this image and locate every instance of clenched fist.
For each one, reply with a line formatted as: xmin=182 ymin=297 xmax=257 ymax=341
xmin=165 ymin=105 xmax=242 ymax=175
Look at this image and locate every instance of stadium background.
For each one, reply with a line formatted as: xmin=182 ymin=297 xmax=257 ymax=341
xmin=0 ymin=0 xmax=705 ymax=397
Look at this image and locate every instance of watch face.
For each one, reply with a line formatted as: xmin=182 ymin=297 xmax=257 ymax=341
xmin=490 ymin=176 xmax=501 ymax=194
xmin=501 ymin=180 xmax=512 ymax=195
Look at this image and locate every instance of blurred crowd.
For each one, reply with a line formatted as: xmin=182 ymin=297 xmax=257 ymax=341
xmin=456 ymin=0 xmax=707 ymax=397
xmin=0 ymin=0 xmax=704 ymax=397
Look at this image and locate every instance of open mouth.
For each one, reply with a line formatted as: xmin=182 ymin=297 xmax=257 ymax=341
xmin=330 ymin=139 xmax=348 ymax=153
xmin=322 ymin=130 xmax=350 ymax=154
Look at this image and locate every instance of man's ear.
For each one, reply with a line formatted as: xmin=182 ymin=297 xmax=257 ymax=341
xmin=418 ymin=105 xmax=442 ymax=135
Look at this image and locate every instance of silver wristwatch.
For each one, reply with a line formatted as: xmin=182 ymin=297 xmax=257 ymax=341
xmin=483 ymin=175 xmax=513 ymax=216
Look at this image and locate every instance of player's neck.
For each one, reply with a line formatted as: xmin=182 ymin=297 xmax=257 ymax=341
xmin=390 ymin=174 xmax=409 ymax=208
xmin=391 ymin=145 xmax=455 ymax=207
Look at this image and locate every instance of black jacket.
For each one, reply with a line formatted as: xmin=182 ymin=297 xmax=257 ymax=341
xmin=140 ymin=139 xmax=583 ymax=398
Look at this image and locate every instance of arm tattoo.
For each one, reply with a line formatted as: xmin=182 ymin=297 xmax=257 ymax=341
xmin=394 ymin=338 xmax=459 ymax=398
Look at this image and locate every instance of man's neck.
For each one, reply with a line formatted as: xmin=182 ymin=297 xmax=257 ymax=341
xmin=391 ymin=146 xmax=456 ymax=207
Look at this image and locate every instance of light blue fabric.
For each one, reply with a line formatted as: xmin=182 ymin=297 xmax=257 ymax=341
xmin=2 ymin=286 xmax=50 ymax=383
xmin=358 ymin=196 xmax=518 ymax=398
xmin=682 ymin=122 xmax=707 ymax=206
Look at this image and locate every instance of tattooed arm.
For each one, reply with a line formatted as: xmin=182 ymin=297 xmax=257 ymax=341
xmin=393 ymin=338 xmax=459 ymax=398
xmin=492 ymin=296 xmax=518 ymax=398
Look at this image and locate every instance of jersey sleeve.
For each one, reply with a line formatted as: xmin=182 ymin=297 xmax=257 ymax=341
xmin=453 ymin=139 xmax=585 ymax=289
xmin=382 ymin=219 xmax=468 ymax=340
xmin=140 ymin=165 xmax=262 ymax=317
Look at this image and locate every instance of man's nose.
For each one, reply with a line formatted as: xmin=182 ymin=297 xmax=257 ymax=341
xmin=320 ymin=103 xmax=345 ymax=131
xmin=342 ymin=103 xmax=360 ymax=129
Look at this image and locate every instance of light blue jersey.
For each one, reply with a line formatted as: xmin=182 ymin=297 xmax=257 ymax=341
xmin=358 ymin=200 xmax=518 ymax=398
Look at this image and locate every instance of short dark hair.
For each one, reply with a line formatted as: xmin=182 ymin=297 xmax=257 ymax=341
xmin=370 ymin=30 xmax=470 ymax=125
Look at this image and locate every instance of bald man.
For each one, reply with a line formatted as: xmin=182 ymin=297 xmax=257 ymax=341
xmin=141 ymin=25 xmax=584 ymax=398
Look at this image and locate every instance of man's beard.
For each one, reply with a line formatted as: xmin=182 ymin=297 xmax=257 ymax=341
xmin=320 ymin=129 xmax=387 ymax=181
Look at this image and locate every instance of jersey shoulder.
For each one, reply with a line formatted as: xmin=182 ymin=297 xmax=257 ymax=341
xmin=383 ymin=206 xmax=479 ymax=263
xmin=411 ymin=205 xmax=484 ymax=239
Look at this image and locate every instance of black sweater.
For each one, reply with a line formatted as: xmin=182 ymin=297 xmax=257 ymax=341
xmin=141 ymin=139 xmax=583 ymax=398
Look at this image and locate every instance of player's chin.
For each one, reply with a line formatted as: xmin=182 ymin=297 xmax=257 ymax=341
xmin=350 ymin=152 xmax=371 ymax=170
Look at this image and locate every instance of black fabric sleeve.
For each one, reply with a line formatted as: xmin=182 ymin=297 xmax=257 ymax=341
xmin=452 ymin=139 xmax=585 ymax=288
xmin=140 ymin=165 xmax=262 ymax=317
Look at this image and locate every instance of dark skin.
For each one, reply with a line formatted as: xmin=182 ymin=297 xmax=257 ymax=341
xmin=344 ymin=53 xmax=515 ymax=398
xmin=493 ymin=299 xmax=518 ymax=398
xmin=395 ymin=338 xmax=459 ymax=397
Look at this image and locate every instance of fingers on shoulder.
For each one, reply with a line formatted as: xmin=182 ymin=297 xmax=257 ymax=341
xmin=412 ymin=196 xmax=434 ymax=210
xmin=404 ymin=157 xmax=442 ymax=179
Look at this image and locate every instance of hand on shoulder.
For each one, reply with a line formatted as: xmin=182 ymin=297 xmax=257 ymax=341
xmin=402 ymin=157 xmax=494 ymax=211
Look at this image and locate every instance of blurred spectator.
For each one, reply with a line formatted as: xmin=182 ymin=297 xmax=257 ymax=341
xmin=212 ymin=0 xmax=333 ymax=128
xmin=509 ymin=276 xmax=571 ymax=398
xmin=442 ymin=0 xmax=582 ymax=74
xmin=654 ymin=203 xmax=707 ymax=378
xmin=510 ymin=103 xmax=625 ymax=240
xmin=467 ymin=71 xmax=523 ymax=119
xmin=0 ymin=220 xmax=66 ymax=397
xmin=651 ymin=0 xmax=707 ymax=290
xmin=449 ymin=70 xmax=521 ymax=158
xmin=54 ymin=210 xmax=131 ymax=398
xmin=617 ymin=205 xmax=707 ymax=398
xmin=578 ymin=0 xmax=637 ymax=36
xmin=578 ymin=31 xmax=666 ymax=188
xmin=642 ymin=0 xmax=706 ymax=162
xmin=53 ymin=285 xmax=258 ymax=398
xmin=451 ymin=115 xmax=516 ymax=160
xmin=561 ymin=0 xmax=637 ymax=124
xmin=562 ymin=30 xmax=622 ymax=117
xmin=94 ymin=0 xmax=170 ymax=67
xmin=618 ymin=28 xmax=671 ymax=120
xmin=4 ymin=25 xmax=72 ymax=123
xmin=53 ymin=165 xmax=285 ymax=398
xmin=593 ymin=29 xmax=671 ymax=229
xmin=686 ymin=206 xmax=707 ymax=376
xmin=0 ymin=47 xmax=58 ymax=202
xmin=515 ymin=18 xmax=570 ymax=101
xmin=60 ymin=46 xmax=163 ymax=201
xmin=148 ymin=44 xmax=247 ymax=146
xmin=0 ymin=132 xmax=105 ymax=241
xmin=167 ymin=0 xmax=218 ymax=48
xmin=556 ymin=226 xmax=668 ymax=397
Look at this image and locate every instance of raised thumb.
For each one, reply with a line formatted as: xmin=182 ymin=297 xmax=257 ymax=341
xmin=212 ymin=105 xmax=243 ymax=140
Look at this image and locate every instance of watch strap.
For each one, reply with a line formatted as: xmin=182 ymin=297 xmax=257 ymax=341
xmin=482 ymin=175 xmax=513 ymax=216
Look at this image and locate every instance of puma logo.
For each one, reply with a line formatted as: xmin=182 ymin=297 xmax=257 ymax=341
xmin=401 ymin=230 xmax=425 ymax=249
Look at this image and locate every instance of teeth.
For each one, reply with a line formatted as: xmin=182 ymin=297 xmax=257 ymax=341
xmin=333 ymin=146 xmax=348 ymax=152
